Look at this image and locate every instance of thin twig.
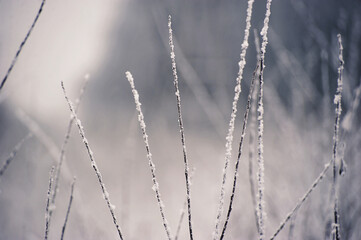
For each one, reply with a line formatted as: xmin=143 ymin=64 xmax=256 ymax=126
xmin=126 ymin=71 xmax=173 ymax=240
xmin=331 ymin=34 xmax=344 ymax=240
xmin=150 ymin=8 xmax=226 ymax=138
xmin=248 ymin=29 xmax=261 ymax=234
xmin=287 ymin=210 xmax=297 ymax=240
xmin=213 ymin=1 xmax=255 ymax=238
xmin=44 ymin=166 xmax=55 ymax=240
xmin=60 ymin=177 xmax=76 ymax=240
xmin=174 ymin=168 xmax=195 ymax=240
xmin=168 ymin=15 xmax=194 ymax=240
xmin=220 ymin=63 xmax=259 ymax=240
xmin=257 ymin=1 xmax=273 ymax=239
xmin=0 ymin=0 xmax=47 ymax=90
xmin=269 ymin=159 xmax=333 ymax=240
xmin=0 ymin=133 xmax=32 ymax=177
xmin=61 ymin=81 xmax=124 ymax=240
xmin=50 ymin=75 xmax=90 ymax=226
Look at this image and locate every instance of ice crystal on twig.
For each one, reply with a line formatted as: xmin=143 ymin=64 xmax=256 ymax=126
xmin=44 ymin=166 xmax=55 ymax=240
xmin=126 ymin=71 xmax=173 ymax=240
xmin=61 ymin=81 xmax=124 ymax=240
xmin=213 ymin=1 xmax=255 ymax=238
xmin=50 ymin=75 xmax=89 ymax=228
xmin=168 ymin=15 xmax=194 ymax=240
xmin=256 ymin=1 xmax=273 ymax=239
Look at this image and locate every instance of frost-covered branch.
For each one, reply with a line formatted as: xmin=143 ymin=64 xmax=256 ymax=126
xmin=213 ymin=1 xmax=255 ymax=238
xmin=269 ymin=35 xmax=345 ymax=240
xmin=257 ymin=1 xmax=273 ymax=239
xmin=168 ymin=15 xmax=194 ymax=240
xmin=61 ymin=81 xmax=124 ymax=240
xmin=220 ymin=62 xmax=260 ymax=240
xmin=248 ymin=29 xmax=261 ymax=234
xmin=269 ymin=159 xmax=333 ymax=240
xmin=44 ymin=166 xmax=55 ymax=240
xmin=126 ymin=71 xmax=173 ymax=240
xmin=175 ymin=168 xmax=195 ymax=240
xmin=331 ymin=33 xmax=344 ymax=240
xmin=50 ymin=75 xmax=90 ymax=226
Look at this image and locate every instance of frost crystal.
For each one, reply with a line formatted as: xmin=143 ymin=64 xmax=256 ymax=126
xmin=152 ymin=183 xmax=159 ymax=192
xmin=103 ymin=190 xmax=110 ymax=200
xmin=49 ymin=204 xmax=56 ymax=211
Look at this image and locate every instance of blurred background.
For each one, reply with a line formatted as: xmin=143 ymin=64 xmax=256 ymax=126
xmin=0 ymin=0 xmax=360 ymax=239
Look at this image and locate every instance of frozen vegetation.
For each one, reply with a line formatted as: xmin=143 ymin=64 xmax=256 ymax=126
xmin=0 ymin=0 xmax=360 ymax=239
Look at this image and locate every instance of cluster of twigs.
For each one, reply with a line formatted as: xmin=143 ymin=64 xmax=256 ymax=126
xmin=0 ymin=0 xmax=352 ymax=239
